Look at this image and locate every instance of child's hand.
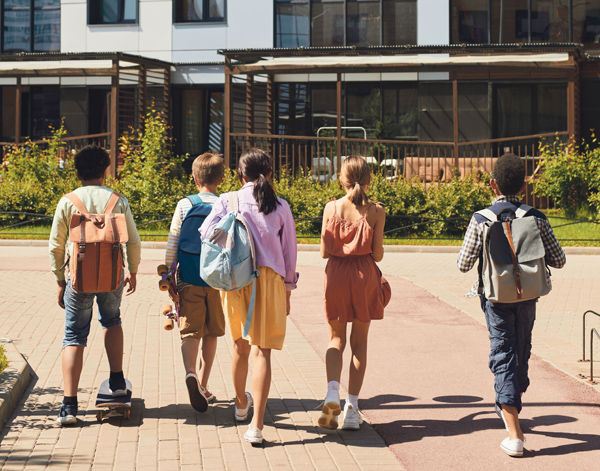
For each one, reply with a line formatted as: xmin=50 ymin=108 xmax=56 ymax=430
xmin=124 ymin=272 xmax=137 ymax=295
xmin=168 ymin=284 xmax=180 ymax=303
xmin=57 ymin=280 xmax=66 ymax=309
xmin=286 ymin=291 xmax=291 ymax=316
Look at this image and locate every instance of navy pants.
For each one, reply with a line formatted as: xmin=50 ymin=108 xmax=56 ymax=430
xmin=481 ymin=297 xmax=536 ymax=413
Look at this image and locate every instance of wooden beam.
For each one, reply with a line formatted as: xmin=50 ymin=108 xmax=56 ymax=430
xmin=15 ymin=77 xmax=22 ymax=145
xmin=0 ymin=68 xmax=115 ymax=77
xmin=224 ymin=58 xmax=232 ymax=168
xmin=453 ymin=77 xmax=459 ymax=166
xmin=246 ymin=75 xmax=254 ymax=143
xmin=336 ymin=73 xmax=342 ymax=175
xmin=110 ymin=60 xmax=119 ymax=178
xmin=266 ymin=75 xmax=273 ymax=135
xmin=138 ymin=65 xmax=146 ymax=130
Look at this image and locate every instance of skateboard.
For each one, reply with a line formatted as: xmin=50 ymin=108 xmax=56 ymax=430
xmin=157 ymin=263 xmax=179 ymax=330
xmin=95 ymin=379 xmax=132 ymax=422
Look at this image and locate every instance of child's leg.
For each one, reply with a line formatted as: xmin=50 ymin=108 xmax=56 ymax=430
xmin=514 ymin=300 xmax=536 ymax=397
xmin=348 ymin=320 xmax=370 ymax=397
xmin=62 ymin=346 xmax=85 ymax=396
xmin=249 ymin=346 xmax=271 ymax=430
xmin=181 ymin=337 xmax=201 ymax=373
xmin=501 ymin=404 xmax=524 ymax=441
xmin=232 ymin=338 xmax=251 ymax=409
xmin=198 ymin=335 xmax=218 ymax=388
xmin=326 ymin=320 xmax=347 ymax=383
xmin=104 ymin=326 xmax=124 ymax=373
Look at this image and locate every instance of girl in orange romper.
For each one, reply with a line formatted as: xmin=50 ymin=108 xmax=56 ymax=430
xmin=318 ymin=155 xmax=386 ymax=430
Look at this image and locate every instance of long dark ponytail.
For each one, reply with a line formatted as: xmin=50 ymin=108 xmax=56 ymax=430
xmin=237 ymin=148 xmax=280 ymax=215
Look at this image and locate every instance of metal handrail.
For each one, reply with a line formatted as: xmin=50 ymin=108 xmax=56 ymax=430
xmin=589 ymin=328 xmax=600 ymax=384
xmin=580 ymin=310 xmax=600 ymax=362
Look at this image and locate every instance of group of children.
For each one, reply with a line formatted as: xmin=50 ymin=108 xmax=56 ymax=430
xmin=49 ymin=146 xmax=564 ymax=457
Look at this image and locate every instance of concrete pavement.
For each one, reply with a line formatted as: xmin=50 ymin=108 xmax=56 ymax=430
xmin=0 ymin=244 xmax=599 ymax=470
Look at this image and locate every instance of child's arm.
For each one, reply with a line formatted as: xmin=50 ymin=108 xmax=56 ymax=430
xmin=370 ymin=204 xmax=386 ymax=262
xmin=49 ymin=197 xmax=69 ymax=308
xmin=457 ymin=215 xmax=483 ymax=273
xmin=320 ymin=201 xmax=335 ymax=259
xmin=165 ymin=200 xmax=185 ymax=268
xmin=123 ymin=202 xmax=141 ymax=295
xmin=280 ymin=200 xmax=299 ymax=291
xmin=536 ymin=218 xmax=566 ymax=268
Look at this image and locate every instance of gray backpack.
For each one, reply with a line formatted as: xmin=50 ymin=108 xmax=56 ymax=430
xmin=477 ymin=204 xmax=551 ymax=303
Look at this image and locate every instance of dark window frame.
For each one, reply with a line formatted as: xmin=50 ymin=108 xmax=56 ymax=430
xmin=274 ymin=0 xmax=417 ymax=48
xmin=2 ymin=0 xmax=61 ymax=52
xmin=87 ymin=0 xmax=139 ymax=26
xmin=173 ymin=0 xmax=226 ymax=25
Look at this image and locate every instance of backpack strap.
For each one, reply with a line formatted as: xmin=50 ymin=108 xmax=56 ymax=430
xmin=104 ymin=192 xmax=122 ymax=215
xmin=503 ymin=221 xmax=523 ymax=300
xmin=187 ymin=194 xmax=203 ymax=206
xmin=229 ymin=191 xmax=239 ymax=212
xmin=515 ymin=204 xmax=533 ymax=219
xmin=475 ymin=208 xmax=497 ymax=222
xmin=65 ymin=192 xmax=89 ymax=216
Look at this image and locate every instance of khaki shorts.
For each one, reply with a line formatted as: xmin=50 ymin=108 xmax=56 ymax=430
xmin=179 ymin=285 xmax=226 ymax=340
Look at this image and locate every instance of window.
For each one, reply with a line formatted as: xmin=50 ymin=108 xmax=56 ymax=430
xmin=88 ymin=0 xmax=137 ymax=24
xmin=2 ymin=0 xmax=60 ymax=52
xmin=174 ymin=0 xmax=225 ymax=23
xmin=451 ymin=0 xmax=596 ymax=46
xmin=275 ymin=0 xmax=417 ymax=48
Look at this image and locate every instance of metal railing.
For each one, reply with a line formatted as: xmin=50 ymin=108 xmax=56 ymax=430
xmin=579 ymin=310 xmax=600 ymax=362
xmin=588 ymin=328 xmax=600 ymax=385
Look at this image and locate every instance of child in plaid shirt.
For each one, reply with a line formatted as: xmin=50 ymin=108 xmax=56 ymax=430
xmin=457 ymin=154 xmax=565 ymax=458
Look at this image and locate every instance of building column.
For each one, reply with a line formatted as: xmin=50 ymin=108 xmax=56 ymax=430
xmin=224 ymin=59 xmax=232 ymax=168
xmin=453 ymin=76 xmax=459 ymax=165
xmin=15 ymin=77 xmax=22 ymax=145
xmin=110 ymin=60 xmax=119 ymax=178
xmin=246 ymin=74 xmax=254 ymax=146
xmin=336 ymin=73 xmax=342 ymax=174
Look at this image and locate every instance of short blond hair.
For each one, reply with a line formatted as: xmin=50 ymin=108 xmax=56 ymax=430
xmin=192 ymin=152 xmax=224 ymax=186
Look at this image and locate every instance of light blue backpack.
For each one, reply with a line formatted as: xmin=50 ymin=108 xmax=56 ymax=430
xmin=200 ymin=192 xmax=259 ymax=337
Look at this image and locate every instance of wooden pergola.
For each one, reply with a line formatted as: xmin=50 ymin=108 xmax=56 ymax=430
xmin=219 ymin=44 xmax=582 ymax=173
xmin=0 ymin=52 xmax=172 ymax=176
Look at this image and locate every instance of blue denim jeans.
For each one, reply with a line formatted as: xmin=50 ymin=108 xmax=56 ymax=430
xmin=481 ymin=296 xmax=536 ymax=413
xmin=63 ymin=277 xmax=124 ymax=348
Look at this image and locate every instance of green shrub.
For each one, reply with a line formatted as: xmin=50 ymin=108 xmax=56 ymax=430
xmin=0 ymin=344 xmax=7 ymax=375
xmin=534 ymin=137 xmax=600 ymax=216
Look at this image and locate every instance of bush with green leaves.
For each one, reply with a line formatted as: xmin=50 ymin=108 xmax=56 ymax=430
xmin=534 ymin=137 xmax=600 ymax=216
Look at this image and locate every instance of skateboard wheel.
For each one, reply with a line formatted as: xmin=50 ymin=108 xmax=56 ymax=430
xmin=96 ymin=412 xmax=103 ymax=422
xmin=157 ymin=264 xmax=169 ymax=276
xmin=159 ymin=279 xmax=170 ymax=291
xmin=164 ymin=318 xmax=174 ymax=331
xmin=124 ymin=409 xmax=131 ymax=419
xmin=161 ymin=303 xmax=172 ymax=316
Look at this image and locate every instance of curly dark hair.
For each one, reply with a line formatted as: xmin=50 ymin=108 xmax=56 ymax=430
xmin=74 ymin=146 xmax=111 ymax=181
xmin=493 ymin=153 xmax=526 ymax=196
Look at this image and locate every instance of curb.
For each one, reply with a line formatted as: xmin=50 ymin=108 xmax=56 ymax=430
xmin=1 ymin=238 xmax=599 ymax=255
xmin=0 ymin=339 xmax=31 ymax=432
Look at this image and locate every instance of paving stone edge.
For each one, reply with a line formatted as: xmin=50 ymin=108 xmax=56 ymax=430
xmin=0 ymin=339 xmax=31 ymax=432
xmin=1 ymin=238 xmax=599 ymax=254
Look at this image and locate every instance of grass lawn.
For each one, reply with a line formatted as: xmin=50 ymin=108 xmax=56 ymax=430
xmin=1 ymin=210 xmax=598 ymax=247
xmin=0 ymin=344 xmax=8 ymax=376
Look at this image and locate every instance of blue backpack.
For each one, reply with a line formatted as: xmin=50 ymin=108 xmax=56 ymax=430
xmin=178 ymin=194 xmax=213 ymax=286
xmin=200 ymin=191 xmax=259 ymax=337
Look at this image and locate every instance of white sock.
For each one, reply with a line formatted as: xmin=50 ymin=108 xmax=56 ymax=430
xmin=327 ymin=381 xmax=339 ymax=391
xmin=347 ymin=394 xmax=359 ymax=409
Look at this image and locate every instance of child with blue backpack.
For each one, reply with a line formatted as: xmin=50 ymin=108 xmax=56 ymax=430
xmin=200 ymin=148 xmax=299 ymax=445
xmin=165 ymin=152 xmax=226 ymax=413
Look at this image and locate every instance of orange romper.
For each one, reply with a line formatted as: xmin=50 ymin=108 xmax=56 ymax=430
xmin=323 ymin=202 xmax=384 ymax=323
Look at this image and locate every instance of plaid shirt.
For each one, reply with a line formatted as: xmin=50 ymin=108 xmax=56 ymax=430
xmin=457 ymin=195 xmax=566 ymax=274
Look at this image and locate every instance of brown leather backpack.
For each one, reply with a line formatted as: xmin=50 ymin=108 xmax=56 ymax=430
xmin=66 ymin=192 xmax=129 ymax=293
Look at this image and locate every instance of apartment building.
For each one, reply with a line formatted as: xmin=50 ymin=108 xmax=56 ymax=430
xmin=0 ymin=1 xmax=599 ymax=163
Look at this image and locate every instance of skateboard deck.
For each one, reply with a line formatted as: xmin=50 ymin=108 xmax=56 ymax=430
xmin=157 ymin=263 xmax=180 ymax=330
xmin=95 ymin=379 xmax=132 ymax=422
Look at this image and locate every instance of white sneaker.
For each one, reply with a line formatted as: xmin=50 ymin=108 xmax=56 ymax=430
xmin=501 ymin=437 xmax=524 ymax=457
xmin=244 ymin=427 xmax=263 ymax=445
xmin=318 ymin=387 xmax=341 ymax=430
xmin=341 ymin=403 xmax=363 ymax=430
xmin=234 ymin=392 xmax=253 ymax=421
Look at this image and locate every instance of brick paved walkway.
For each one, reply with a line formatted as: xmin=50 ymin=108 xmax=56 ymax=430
xmin=0 ymin=245 xmax=402 ymax=471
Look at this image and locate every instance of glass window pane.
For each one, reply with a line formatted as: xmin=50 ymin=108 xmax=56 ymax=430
xmin=208 ymin=91 xmax=224 ymax=152
xmin=312 ymin=2 xmax=344 ymax=47
xmin=458 ymin=82 xmax=490 ymax=141
xmin=490 ymin=0 xmax=525 ymax=43
xmin=383 ymin=0 xmax=417 ymax=45
xmin=418 ymin=83 xmax=453 ymax=142
xmin=382 ymin=83 xmax=417 ymax=139
xmin=276 ymin=4 xmax=309 ymax=47
xmin=123 ymin=0 xmax=137 ymax=21
xmin=31 ymin=86 xmax=60 ymax=140
xmin=208 ymin=0 xmax=224 ymax=19
xmin=451 ymin=0 xmax=488 ymax=44
xmin=181 ymin=90 xmax=204 ymax=156
xmin=537 ymin=84 xmax=566 ymax=133
xmin=312 ymin=83 xmax=341 ymax=134
xmin=4 ymin=0 xmax=31 ymax=52
xmin=34 ymin=0 xmax=60 ymax=51
xmin=276 ymin=83 xmax=310 ymax=135
xmin=347 ymin=1 xmax=380 ymax=47
xmin=495 ymin=85 xmax=532 ymax=138
xmin=346 ymin=83 xmax=380 ymax=139
xmin=532 ymin=0 xmax=566 ymax=43
xmin=575 ymin=4 xmax=600 ymax=48
xmin=100 ymin=0 xmax=119 ymax=23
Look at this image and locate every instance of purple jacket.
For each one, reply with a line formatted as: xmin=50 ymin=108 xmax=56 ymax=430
xmin=199 ymin=182 xmax=299 ymax=291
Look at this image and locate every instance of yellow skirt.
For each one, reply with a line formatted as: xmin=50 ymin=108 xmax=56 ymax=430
xmin=220 ymin=266 xmax=287 ymax=350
